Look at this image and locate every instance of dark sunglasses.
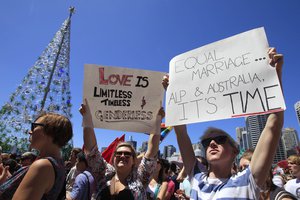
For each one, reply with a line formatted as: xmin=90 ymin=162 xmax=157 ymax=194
xmin=31 ymin=122 xmax=45 ymax=132
xmin=114 ymin=151 xmax=133 ymax=158
xmin=201 ymin=135 xmax=228 ymax=149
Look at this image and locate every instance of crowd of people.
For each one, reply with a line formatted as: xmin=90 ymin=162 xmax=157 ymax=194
xmin=0 ymin=48 xmax=299 ymax=199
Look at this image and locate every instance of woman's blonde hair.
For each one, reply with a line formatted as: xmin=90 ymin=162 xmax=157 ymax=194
xmin=288 ymin=155 xmax=300 ymax=165
xmin=112 ymin=142 xmax=137 ymax=162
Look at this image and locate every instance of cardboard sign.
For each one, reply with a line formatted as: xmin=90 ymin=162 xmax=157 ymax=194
xmin=166 ymin=27 xmax=286 ymax=126
xmin=83 ymin=65 xmax=165 ymax=133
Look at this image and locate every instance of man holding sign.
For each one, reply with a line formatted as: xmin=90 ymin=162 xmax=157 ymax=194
xmin=164 ymin=47 xmax=284 ymax=199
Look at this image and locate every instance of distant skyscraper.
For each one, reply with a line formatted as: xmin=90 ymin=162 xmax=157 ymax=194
xmin=236 ymin=127 xmax=251 ymax=150
xmin=141 ymin=141 xmax=148 ymax=152
xmin=192 ymin=142 xmax=201 ymax=151
xmin=101 ymin=147 xmax=107 ymax=153
xmin=246 ymin=115 xmax=269 ymax=148
xmin=246 ymin=114 xmax=286 ymax=163
xmin=295 ymin=101 xmax=300 ymax=125
xmin=127 ymin=135 xmax=137 ymax=151
xmin=163 ymin=145 xmax=176 ymax=159
xmin=282 ymin=128 xmax=299 ymax=157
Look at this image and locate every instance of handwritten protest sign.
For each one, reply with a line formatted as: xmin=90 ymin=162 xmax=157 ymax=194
xmin=166 ymin=27 xmax=286 ymax=126
xmin=83 ymin=65 xmax=165 ymax=133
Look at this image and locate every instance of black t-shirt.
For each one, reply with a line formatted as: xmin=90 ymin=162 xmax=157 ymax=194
xmin=97 ymin=185 xmax=134 ymax=200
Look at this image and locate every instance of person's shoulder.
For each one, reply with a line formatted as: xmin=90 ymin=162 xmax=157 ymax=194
xmin=29 ymin=158 xmax=54 ymax=173
xmin=286 ymin=178 xmax=297 ymax=185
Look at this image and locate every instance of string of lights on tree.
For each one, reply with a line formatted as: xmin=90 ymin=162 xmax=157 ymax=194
xmin=0 ymin=7 xmax=75 ymax=152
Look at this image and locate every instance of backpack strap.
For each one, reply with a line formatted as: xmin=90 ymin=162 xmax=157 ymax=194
xmin=82 ymin=172 xmax=91 ymax=199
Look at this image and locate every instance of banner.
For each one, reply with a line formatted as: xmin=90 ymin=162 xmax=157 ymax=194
xmin=166 ymin=27 xmax=286 ymax=126
xmin=84 ymin=65 xmax=165 ymax=133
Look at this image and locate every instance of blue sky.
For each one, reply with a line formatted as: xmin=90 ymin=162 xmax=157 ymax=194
xmin=0 ymin=0 xmax=299 ymax=152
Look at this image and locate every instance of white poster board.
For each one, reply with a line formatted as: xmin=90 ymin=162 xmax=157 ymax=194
xmin=166 ymin=27 xmax=286 ymax=126
xmin=83 ymin=65 xmax=165 ymax=133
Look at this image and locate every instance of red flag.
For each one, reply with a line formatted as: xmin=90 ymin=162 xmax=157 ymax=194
xmin=102 ymin=134 xmax=125 ymax=164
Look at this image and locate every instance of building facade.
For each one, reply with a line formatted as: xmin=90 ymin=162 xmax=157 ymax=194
xmin=127 ymin=136 xmax=137 ymax=151
xmin=163 ymin=145 xmax=176 ymax=159
xmin=236 ymin=127 xmax=251 ymax=151
xmin=245 ymin=114 xmax=286 ymax=163
xmin=295 ymin=101 xmax=300 ymax=125
xmin=282 ymin=128 xmax=299 ymax=157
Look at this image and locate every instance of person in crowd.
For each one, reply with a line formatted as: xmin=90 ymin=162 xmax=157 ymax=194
xmin=66 ymin=152 xmax=96 ymax=200
xmin=66 ymin=148 xmax=83 ymax=193
xmin=79 ymin=99 xmax=163 ymax=199
xmin=147 ymin=158 xmax=169 ymax=199
xmin=163 ymin=48 xmax=285 ymax=199
xmin=239 ymin=149 xmax=254 ymax=172
xmin=285 ymin=155 xmax=300 ymax=198
xmin=2 ymin=159 xmax=20 ymax=176
xmin=175 ymin=177 xmax=191 ymax=200
xmin=260 ymin=170 xmax=297 ymax=200
xmin=175 ymin=156 xmax=208 ymax=200
xmin=168 ymin=162 xmax=180 ymax=200
xmin=239 ymin=149 xmax=295 ymax=199
xmin=0 ymin=153 xmax=10 ymax=164
xmin=272 ymin=165 xmax=286 ymax=188
xmin=66 ymin=148 xmax=82 ymax=173
xmin=20 ymin=152 xmax=37 ymax=167
xmin=0 ymin=163 xmax=11 ymax=185
xmin=0 ymin=112 xmax=73 ymax=200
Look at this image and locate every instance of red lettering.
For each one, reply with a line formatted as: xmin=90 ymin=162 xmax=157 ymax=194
xmin=99 ymin=68 xmax=108 ymax=85
xmin=99 ymin=67 xmax=133 ymax=86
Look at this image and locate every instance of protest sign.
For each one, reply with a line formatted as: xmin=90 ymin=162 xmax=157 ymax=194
xmin=83 ymin=65 xmax=165 ymax=133
xmin=166 ymin=27 xmax=286 ymax=126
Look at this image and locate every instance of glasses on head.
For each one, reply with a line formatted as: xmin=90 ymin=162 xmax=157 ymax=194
xmin=114 ymin=151 xmax=133 ymax=158
xmin=31 ymin=122 xmax=45 ymax=132
xmin=201 ymin=135 xmax=228 ymax=149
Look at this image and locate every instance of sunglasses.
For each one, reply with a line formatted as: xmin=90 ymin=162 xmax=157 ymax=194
xmin=31 ymin=122 xmax=45 ymax=132
xmin=114 ymin=151 xmax=133 ymax=158
xmin=201 ymin=135 xmax=228 ymax=149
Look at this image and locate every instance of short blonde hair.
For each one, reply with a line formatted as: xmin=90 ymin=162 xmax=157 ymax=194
xmin=240 ymin=149 xmax=254 ymax=161
xmin=288 ymin=155 xmax=300 ymax=165
xmin=113 ymin=142 xmax=137 ymax=161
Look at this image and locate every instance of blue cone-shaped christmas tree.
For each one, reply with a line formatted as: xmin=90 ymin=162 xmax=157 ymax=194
xmin=0 ymin=7 xmax=75 ymax=153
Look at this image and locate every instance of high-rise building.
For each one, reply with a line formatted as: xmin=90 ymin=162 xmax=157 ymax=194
xmin=295 ymin=101 xmax=300 ymax=125
xmin=245 ymin=114 xmax=286 ymax=163
xmin=101 ymin=147 xmax=107 ymax=153
xmin=236 ymin=127 xmax=251 ymax=151
xmin=282 ymin=128 xmax=299 ymax=157
xmin=127 ymin=136 xmax=137 ymax=151
xmin=273 ymin=139 xmax=286 ymax=164
xmin=246 ymin=115 xmax=269 ymax=148
xmin=192 ymin=142 xmax=201 ymax=151
xmin=140 ymin=141 xmax=148 ymax=152
xmin=163 ymin=145 xmax=176 ymax=159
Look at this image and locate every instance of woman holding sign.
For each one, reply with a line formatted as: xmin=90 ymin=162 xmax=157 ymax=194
xmin=163 ymin=48 xmax=285 ymax=199
xmin=79 ymin=99 xmax=163 ymax=200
